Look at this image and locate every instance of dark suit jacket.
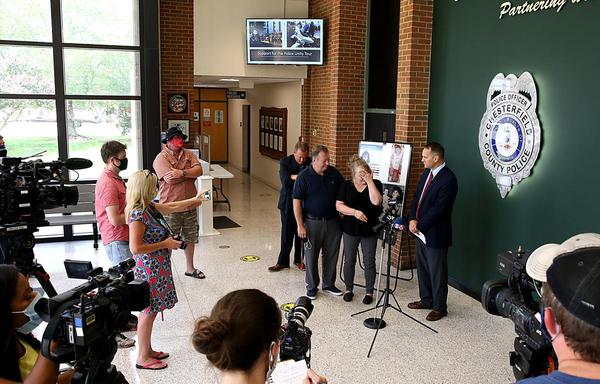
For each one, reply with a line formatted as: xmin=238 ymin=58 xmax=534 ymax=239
xmin=277 ymin=154 xmax=309 ymax=213
xmin=408 ymin=166 xmax=458 ymax=248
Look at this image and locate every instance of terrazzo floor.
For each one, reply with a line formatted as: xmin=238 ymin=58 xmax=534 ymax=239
xmin=32 ymin=165 xmax=516 ymax=384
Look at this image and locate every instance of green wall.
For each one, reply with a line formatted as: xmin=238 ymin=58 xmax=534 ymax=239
xmin=428 ymin=0 xmax=600 ymax=295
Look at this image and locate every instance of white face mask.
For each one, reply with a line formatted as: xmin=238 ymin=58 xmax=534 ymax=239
xmin=12 ymin=292 xmax=43 ymax=334
xmin=265 ymin=341 xmax=278 ymax=381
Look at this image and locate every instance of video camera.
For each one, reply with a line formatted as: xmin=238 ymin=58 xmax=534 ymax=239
xmin=38 ymin=258 xmax=150 ymax=384
xmin=481 ymin=246 xmax=557 ymax=380
xmin=0 ymin=155 xmax=92 ymax=295
xmin=280 ymin=296 xmax=314 ymax=366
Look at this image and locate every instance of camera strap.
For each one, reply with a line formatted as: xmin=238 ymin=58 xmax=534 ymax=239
xmin=146 ymin=204 xmax=178 ymax=238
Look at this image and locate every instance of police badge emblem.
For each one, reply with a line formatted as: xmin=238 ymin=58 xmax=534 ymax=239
xmin=478 ymin=72 xmax=541 ymax=198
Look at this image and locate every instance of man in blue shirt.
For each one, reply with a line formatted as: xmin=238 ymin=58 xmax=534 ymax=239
xmin=518 ymin=233 xmax=600 ymax=383
xmin=293 ymin=145 xmax=344 ymax=300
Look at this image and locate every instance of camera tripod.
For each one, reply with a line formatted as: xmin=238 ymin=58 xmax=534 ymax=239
xmin=351 ymin=224 xmax=437 ymax=358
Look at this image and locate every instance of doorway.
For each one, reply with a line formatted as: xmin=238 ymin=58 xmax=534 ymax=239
xmin=242 ymin=105 xmax=251 ymax=173
xmin=198 ymin=88 xmax=228 ymax=163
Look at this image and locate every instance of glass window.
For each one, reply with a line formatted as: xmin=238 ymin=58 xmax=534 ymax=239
xmin=0 ymin=0 xmax=52 ymax=42
xmin=0 ymin=99 xmax=58 ymax=161
xmin=0 ymin=46 xmax=55 ymax=94
xmin=65 ymin=100 xmax=141 ymax=180
xmin=61 ymin=0 xmax=140 ymax=46
xmin=63 ymin=48 xmax=140 ymax=96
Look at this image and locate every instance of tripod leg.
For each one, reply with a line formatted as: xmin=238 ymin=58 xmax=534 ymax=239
xmin=372 ymin=235 xmax=386 ymax=320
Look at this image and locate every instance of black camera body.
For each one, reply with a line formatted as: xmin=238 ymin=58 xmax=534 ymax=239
xmin=482 ymin=247 xmax=557 ymax=380
xmin=173 ymin=234 xmax=188 ymax=250
xmin=40 ymin=259 xmax=150 ymax=383
xmin=0 ymin=157 xmax=79 ymax=227
xmin=280 ymin=296 xmax=314 ymax=366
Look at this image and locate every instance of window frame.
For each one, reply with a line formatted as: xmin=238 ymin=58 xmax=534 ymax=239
xmin=0 ymin=0 xmax=146 ymax=178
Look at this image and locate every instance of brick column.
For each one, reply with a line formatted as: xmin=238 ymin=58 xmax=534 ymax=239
xmin=160 ymin=0 xmax=196 ymax=146
xmin=394 ymin=0 xmax=434 ymax=266
xmin=302 ymin=0 xmax=367 ymax=177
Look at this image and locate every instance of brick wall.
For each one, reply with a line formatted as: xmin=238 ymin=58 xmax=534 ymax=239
xmin=394 ymin=0 xmax=434 ymax=265
xmin=302 ymin=0 xmax=367 ymax=177
xmin=160 ymin=0 xmax=196 ymax=146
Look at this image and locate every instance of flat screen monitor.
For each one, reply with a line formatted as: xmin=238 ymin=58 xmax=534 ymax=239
xmin=246 ymin=19 xmax=324 ymax=65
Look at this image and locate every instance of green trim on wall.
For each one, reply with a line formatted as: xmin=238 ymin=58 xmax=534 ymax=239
xmin=429 ymin=0 xmax=600 ymax=295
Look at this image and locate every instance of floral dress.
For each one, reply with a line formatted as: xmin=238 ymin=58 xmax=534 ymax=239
xmin=128 ymin=206 xmax=178 ymax=314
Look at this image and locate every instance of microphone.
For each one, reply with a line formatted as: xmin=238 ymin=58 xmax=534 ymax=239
xmin=34 ymin=297 xmax=52 ymax=322
xmin=63 ymin=158 xmax=93 ymax=170
xmin=392 ymin=216 xmax=405 ymax=231
xmin=0 ymin=157 xmax=23 ymax=166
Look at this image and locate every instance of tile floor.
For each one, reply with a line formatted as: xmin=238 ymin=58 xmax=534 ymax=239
xmin=31 ymin=166 xmax=516 ymax=384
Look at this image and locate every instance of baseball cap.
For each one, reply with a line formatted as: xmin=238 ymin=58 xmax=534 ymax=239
xmin=526 ymin=233 xmax=600 ymax=328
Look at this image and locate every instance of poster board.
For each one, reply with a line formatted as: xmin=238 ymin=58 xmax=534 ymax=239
xmin=358 ymin=141 xmax=412 ymax=214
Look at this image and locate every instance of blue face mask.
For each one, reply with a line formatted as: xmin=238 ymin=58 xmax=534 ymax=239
xmin=13 ymin=292 xmax=44 ymax=335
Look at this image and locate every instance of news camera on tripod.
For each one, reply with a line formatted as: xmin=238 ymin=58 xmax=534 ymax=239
xmin=0 ymin=154 xmax=92 ymax=296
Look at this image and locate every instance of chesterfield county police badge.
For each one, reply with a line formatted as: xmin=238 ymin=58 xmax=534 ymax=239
xmin=479 ymin=72 xmax=541 ymax=198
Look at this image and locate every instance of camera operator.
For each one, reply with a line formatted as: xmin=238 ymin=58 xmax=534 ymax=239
xmin=192 ymin=289 xmax=327 ymax=384
xmin=126 ymin=170 xmax=204 ymax=370
xmin=518 ymin=233 xmax=600 ymax=383
xmin=0 ymin=265 xmax=72 ymax=384
xmin=335 ymin=155 xmax=382 ymax=304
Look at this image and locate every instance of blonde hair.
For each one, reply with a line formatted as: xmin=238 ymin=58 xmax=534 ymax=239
xmin=125 ymin=170 xmax=158 ymax=219
xmin=348 ymin=154 xmax=371 ymax=178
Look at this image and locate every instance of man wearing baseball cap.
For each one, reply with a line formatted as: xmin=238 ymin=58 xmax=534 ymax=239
xmin=153 ymin=127 xmax=205 ymax=279
xmin=519 ymin=233 xmax=600 ymax=383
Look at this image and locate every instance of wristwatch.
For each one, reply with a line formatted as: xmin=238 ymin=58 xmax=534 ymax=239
xmin=182 ymin=170 xmax=187 ymax=177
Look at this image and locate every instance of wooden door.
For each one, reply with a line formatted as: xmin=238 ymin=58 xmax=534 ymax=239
xmin=199 ymin=88 xmax=228 ymax=163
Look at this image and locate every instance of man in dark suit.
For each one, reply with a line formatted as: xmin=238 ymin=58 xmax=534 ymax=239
xmin=269 ymin=141 xmax=310 ymax=271
xmin=407 ymin=142 xmax=458 ymax=321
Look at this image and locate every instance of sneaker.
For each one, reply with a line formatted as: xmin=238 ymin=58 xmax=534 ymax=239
xmin=362 ymin=294 xmax=373 ymax=305
xmin=343 ymin=291 xmax=354 ymax=302
xmin=323 ymin=286 xmax=343 ymax=296
xmin=306 ymin=288 xmax=318 ymax=300
xmin=116 ymin=333 xmax=136 ymax=348
xmin=294 ymin=262 xmax=305 ymax=271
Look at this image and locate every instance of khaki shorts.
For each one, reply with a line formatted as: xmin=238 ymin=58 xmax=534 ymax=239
xmin=164 ymin=209 xmax=199 ymax=244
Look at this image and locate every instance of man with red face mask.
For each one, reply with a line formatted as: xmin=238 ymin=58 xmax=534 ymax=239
xmin=153 ymin=127 xmax=205 ymax=279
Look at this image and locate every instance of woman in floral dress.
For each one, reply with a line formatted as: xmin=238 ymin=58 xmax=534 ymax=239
xmin=125 ymin=170 xmax=204 ymax=370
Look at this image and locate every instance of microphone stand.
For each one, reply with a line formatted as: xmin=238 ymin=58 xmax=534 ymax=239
xmin=350 ymin=224 xmax=437 ymax=358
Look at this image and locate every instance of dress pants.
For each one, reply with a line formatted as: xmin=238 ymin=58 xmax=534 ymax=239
xmin=304 ymin=217 xmax=342 ymax=290
xmin=276 ymin=208 xmax=302 ymax=266
xmin=415 ymin=240 xmax=448 ymax=313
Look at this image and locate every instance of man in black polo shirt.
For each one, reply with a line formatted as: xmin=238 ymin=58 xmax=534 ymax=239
xmin=293 ymin=145 xmax=344 ymax=300
xmin=269 ymin=141 xmax=310 ymax=272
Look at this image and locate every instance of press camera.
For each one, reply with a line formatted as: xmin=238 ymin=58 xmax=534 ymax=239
xmin=0 ymin=155 xmax=91 ymax=295
xmin=481 ymin=247 xmax=557 ymax=380
xmin=39 ymin=259 xmax=150 ymax=384
xmin=280 ymin=296 xmax=314 ymax=366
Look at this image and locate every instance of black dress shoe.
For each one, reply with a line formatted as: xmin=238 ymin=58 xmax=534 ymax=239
xmin=268 ymin=264 xmax=289 ymax=272
xmin=407 ymin=300 xmax=432 ymax=310
xmin=426 ymin=310 xmax=447 ymax=321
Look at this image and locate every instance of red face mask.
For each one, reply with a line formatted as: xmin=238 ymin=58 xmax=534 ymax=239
xmin=169 ymin=137 xmax=184 ymax=150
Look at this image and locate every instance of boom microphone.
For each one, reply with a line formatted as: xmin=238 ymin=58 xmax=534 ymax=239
xmin=63 ymin=157 xmax=93 ymax=170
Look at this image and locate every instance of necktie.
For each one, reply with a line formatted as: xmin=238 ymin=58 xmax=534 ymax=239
xmin=416 ymin=172 xmax=434 ymax=220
